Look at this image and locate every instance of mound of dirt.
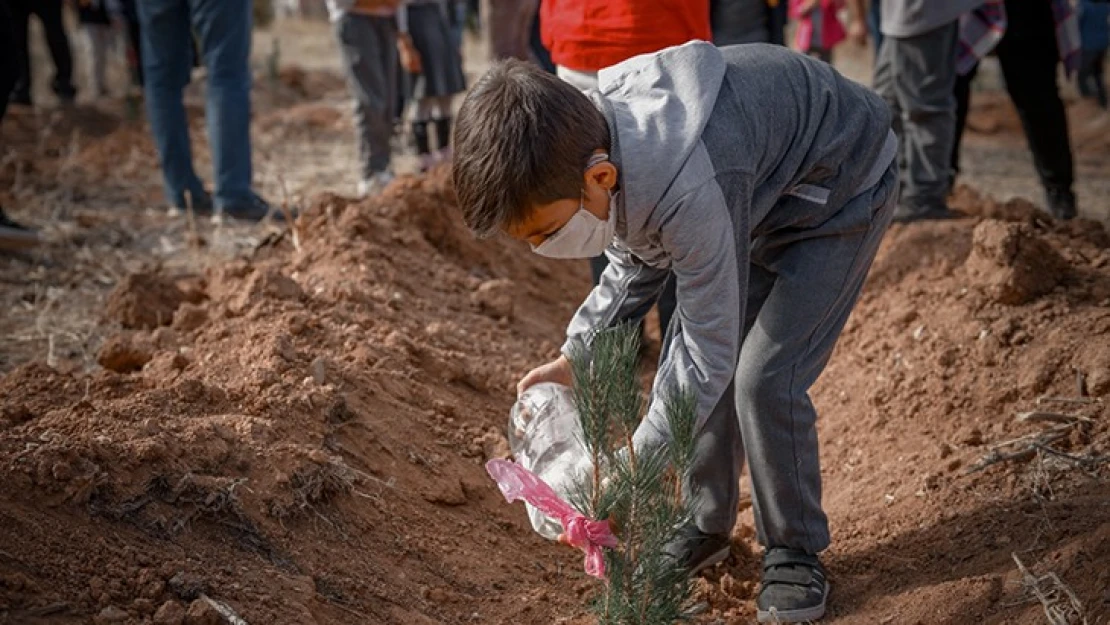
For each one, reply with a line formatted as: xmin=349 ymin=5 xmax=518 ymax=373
xmin=104 ymin=272 xmax=190 ymax=330
xmin=0 ymin=170 xmax=593 ymax=624
xmin=964 ymin=220 xmax=1067 ymax=305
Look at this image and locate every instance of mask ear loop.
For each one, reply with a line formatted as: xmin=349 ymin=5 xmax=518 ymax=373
xmin=585 ymin=152 xmax=610 ymax=169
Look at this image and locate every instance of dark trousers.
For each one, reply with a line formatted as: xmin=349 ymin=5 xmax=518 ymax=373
xmin=1078 ymin=49 xmax=1108 ymax=108
xmin=1 ymin=0 xmax=18 ymax=120
xmin=9 ymin=0 xmax=75 ymax=101
xmin=952 ymin=1 xmax=1073 ymax=195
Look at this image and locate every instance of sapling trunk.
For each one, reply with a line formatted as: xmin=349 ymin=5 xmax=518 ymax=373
xmin=565 ymin=323 xmax=700 ymax=625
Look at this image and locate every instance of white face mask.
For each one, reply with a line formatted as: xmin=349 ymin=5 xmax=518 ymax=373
xmin=532 ymin=154 xmax=616 ymax=259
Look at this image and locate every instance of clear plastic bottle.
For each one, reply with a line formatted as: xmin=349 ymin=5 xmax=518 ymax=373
xmin=508 ymin=382 xmax=590 ymax=540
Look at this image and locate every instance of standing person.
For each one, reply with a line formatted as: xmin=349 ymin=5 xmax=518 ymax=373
xmin=8 ymin=0 xmax=77 ymax=105
xmin=481 ymin=0 xmax=538 ymax=61
xmin=791 ymin=0 xmax=846 ymax=63
xmin=453 ymin=44 xmax=899 ymax=622
xmin=540 ymin=0 xmax=711 ymax=336
xmin=1 ymin=0 xmax=39 ymax=248
xmin=399 ymin=0 xmax=466 ymax=171
xmin=952 ymin=0 xmax=1081 ymax=220
xmin=873 ymin=0 xmax=985 ymax=222
xmin=77 ymin=0 xmax=117 ymax=99
xmin=137 ymin=0 xmax=273 ymax=220
xmin=329 ymin=0 xmax=405 ymax=197
xmin=1078 ymin=0 xmax=1108 ymax=109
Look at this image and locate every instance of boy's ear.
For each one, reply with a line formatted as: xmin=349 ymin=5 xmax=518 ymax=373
xmin=585 ymin=161 xmax=618 ymax=192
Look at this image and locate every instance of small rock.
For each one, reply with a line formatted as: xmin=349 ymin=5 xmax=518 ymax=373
xmin=961 ymin=428 xmax=984 ymax=446
xmin=172 ymin=303 xmax=208 ymax=333
xmin=479 ymin=429 xmax=512 ymax=461
xmin=183 ymin=599 xmax=222 ymax=625
xmin=471 ymin=279 xmax=515 ymax=319
xmin=153 ymin=600 xmax=186 ymax=625
xmin=95 ymin=606 xmax=129 ymax=624
xmin=167 ymin=572 xmax=206 ymax=602
xmin=946 ymin=458 xmax=963 ymax=472
xmin=132 ymin=597 xmax=156 ymax=615
xmin=423 ymin=478 xmax=467 ymax=506
xmin=310 ymin=356 xmax=328 ymax=385
xmin=938 ymin=442 xmax=954 ymax=459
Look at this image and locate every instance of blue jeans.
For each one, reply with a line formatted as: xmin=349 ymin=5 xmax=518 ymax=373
xmin=137 ymin=0 xmax=254 ymax=209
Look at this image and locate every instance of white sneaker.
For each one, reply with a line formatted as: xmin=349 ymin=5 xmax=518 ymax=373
xmin=357 ymin=171 xmax=394 ymax=198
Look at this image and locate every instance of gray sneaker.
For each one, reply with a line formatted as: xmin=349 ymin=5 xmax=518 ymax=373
xmin=756 ymin=548 xmax=829 ymax=623
xmin=663 ymin=525 xmax=731 ymax=574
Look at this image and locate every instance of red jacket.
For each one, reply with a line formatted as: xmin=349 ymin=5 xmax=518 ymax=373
xmin=540 ymin=0 xmax=712 ymax=72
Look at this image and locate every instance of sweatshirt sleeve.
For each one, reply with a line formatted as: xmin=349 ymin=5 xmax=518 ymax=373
xmin=636 ymin=181 xmax=745 ymax=450
xmin=561 ymin=242 xmax=672 ymax=357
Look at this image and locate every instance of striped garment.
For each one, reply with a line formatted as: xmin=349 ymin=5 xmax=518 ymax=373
xmin=958 ymin=0 xmax=1082 ymax=76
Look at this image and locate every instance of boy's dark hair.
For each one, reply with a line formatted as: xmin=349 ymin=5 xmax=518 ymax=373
xmin=452 ymin=59 xmax=610 ymax=238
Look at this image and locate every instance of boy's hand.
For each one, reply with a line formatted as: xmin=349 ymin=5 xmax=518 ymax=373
xmin=398 ymin=35 xmax=422 ymax=74
xmin=517 ymin=355 xmax=572 ymax=396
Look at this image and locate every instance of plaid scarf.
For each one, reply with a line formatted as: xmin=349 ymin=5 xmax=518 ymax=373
xmin=958 ymin=0 xmax=1082 ymax=76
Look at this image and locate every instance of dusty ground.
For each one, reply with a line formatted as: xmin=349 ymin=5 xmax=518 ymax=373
xmin=2 ymin=17 xmax=1109 ymax=625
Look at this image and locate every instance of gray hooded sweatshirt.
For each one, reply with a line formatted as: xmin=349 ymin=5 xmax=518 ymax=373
xmin=563 ymin=41 xmax=897 ymax=447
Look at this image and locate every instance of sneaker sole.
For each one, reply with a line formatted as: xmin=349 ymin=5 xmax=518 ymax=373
xmin=690 ymin=545 xmax=732 ymax=574
xmin=756 ymin=582 xmax=829 ymax=623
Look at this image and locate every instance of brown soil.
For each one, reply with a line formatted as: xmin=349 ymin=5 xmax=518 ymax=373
xmin=3 ymin=63 xmax=1109 ymax=625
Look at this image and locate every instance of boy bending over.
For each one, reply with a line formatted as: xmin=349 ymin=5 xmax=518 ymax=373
xmin=453 ymin=42 xmax=897 ymax=623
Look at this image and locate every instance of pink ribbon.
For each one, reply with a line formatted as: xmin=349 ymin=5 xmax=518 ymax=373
xmin=485 ymin=459 xmax=618 ymax=579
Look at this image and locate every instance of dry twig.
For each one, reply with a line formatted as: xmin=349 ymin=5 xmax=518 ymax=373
xmin=1011 ymin=553 xmax=1088 ymax=625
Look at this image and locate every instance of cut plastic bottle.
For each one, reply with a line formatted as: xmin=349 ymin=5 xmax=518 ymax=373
xmin=507 ymin=382 xmax=591 ymax=540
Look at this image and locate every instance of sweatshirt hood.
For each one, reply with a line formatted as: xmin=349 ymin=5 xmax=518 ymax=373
xmin=592 ymin=41 xmax=726 ymax=236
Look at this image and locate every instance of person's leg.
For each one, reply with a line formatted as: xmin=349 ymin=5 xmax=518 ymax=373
xmin=137 ymin=0 xmax=208 ymax=209
xmin=995 ymin=25 xmax=1075 ymax=218
xmin=36 ymin=0 xmax=76 ymax=100
xmin=952 ymin=63 xmax=979 ymax=183
xmin=412 ymin=97 xmax=434 ymax=169
xmin=189 ymin=0 xmax=256 ymax=212
xmin=868 ymin=0 xmax=882 ymax=58
xmin=743 ymin=166 xmax=897 ymax=621
xmin=888 ymin=22 xmax=959 ymax=217
xmin=871 ymin=37 xmax=903 ymax=167
xmin=0 ymin=0 xmax=18 ymax=120
xmin=9 ymin=0 xmax=31 ymax=104
xmin=85 ymin=25 xmax=110 ymax=97
xmin=740 ymin=169 xmax=895 ymax=555
xmin=335 ymin=13 xmax=397 ymax=189
xmin=685 ymin=262 xmax=774 ymax=538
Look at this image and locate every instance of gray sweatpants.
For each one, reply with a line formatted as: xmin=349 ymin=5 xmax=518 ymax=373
xmin=334 ymin=13 xmax=397 ymax=179
xmin=687 ymin=163 xmax=898 ymax=554
xmin=872 ymin=21 xmax=958 ymax=214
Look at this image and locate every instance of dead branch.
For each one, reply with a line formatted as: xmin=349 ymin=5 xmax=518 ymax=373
xmin=1015 ymin=411 xmax=1094 ymax=425
xmin=965 ymin=432 xmax=1069 ymax=474
xmin=1036 ymin=397 xmax=1098 ymax=407
xmin=1031 ymin=444 xmax=1110 ymax=469
xmin=1011 ymin=553 xmax=1088 ymax=625
xmin=989 ymin=424 xmax=1076 ymax=451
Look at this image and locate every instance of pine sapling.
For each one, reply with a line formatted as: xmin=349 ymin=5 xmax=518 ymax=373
xmin=566 ymin=323 xmax=700 ymax=625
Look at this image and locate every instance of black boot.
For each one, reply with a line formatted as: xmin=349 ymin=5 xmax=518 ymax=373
xmin=433 ymin=116 xmax=452 ymax=151
xmin=1045 ymin=187 xmax=1077 ymax=221
xmin=412 ymin=120 xmax=431 ymax=171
